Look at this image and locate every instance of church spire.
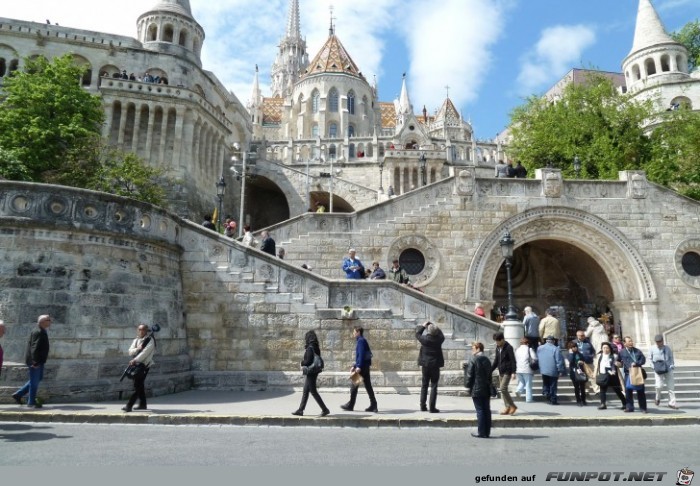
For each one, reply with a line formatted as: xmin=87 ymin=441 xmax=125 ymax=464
xmin=398 ymin=73 xmax=413 ymax=114
xmin=286 ymin=0 xmax=301 ymax=40
xmin=270 ymin=0 xmax=309 ymax=98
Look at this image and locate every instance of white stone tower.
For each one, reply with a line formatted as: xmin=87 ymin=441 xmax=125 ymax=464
xmin=270 ymin=0 xmax=309 ymax=98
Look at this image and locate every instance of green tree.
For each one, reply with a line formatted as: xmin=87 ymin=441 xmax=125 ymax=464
xmin=507 ymin=73 xmax=653 ymax=179
xmin=0 ymin=54 xmax=104 ymax=182
xmin=647 ymin=108 xmax=700 ymax=200
xmin=89 ymin=148 xmax=167 ymax=206
xmin=672 ymin=20 xmax=700 ymax=71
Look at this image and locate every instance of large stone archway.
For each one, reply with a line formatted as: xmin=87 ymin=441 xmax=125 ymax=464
xmin=466 ymin=207 xmax=659 ymax=346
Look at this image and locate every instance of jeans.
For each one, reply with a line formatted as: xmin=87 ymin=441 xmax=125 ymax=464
xmin=472 ymin=395 xmax=492 ymax=437
xmin=515 ymin=373 xmax=534 ymax=402
xmin=541 ymin=375 xmax=559 ymax=404
xmin=624 ymin=386 xmax=647 ymax=411
xmin=498 ymin=374 xmax=515 ymax=408
xmin=297 ymin=372 xmax=328 ymax=412
xmin=15 ymin=364 xmax=44 ymax=405
xmin=420 ymin=365 xmax=440 ymax=410
xmin=348 ymin=367 xmax=377 ymax=408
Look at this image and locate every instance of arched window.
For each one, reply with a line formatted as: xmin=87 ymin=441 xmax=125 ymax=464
xmin=632 ymin=64 xmax=641 ymax=81
xmin=148 ymin=24 xmax=158 ymax=41
xmin=179 ymin=30 xmax=188 ymax=47
xmin=329 ymin=123 xmax=338 ymax=138
xmin=349 ymin=143 xmax=355 ymax=158
xmin=660 ymin=54 xmax=670 ymax=72
xmin=328 ymin=88 xmax=339 ymax=112
xmin=347 ymin=91 xmax=355 ymax=115
xmin=163 ymin=24 xmax=174 ymax=43
xmin=312 ymin=90 xmax=320 ymax=113
xmin=348 ymin=125 xmax=355 ymax=138
xmin=312 ymin=124 xmax=319 ymax=137
xmin=363 ymin=96 xmax=368 ymax=115
xmin=329 ymin=144 xmax=337 ymax=160
xmin=645 ymin=58 xmax=656 ymax=76
xmin=0 ymin=58 xmax=6 ymax=77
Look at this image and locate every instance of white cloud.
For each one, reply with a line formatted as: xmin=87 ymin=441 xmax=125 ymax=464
xmin=517 ymin=24 xmax=596 ymax=95
xmin=398 ymin=0 xmax=508 ymax=116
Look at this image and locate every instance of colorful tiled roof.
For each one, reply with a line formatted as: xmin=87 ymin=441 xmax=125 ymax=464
xmin=302 ymin=34 xmax=363 ymax=79
xmin=380 ymin=102 xmax=396 ymax=128
xmin=435 ymin=98 xmax=461 ymax=126
xmin=262 ymin=97 xmax=284 ymax=125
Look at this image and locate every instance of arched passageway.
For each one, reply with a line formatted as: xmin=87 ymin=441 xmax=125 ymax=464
xmin=309 ymin=191 xmax=354 ymax=213
xmin=244 ymin=176 xmax=290 ymax=229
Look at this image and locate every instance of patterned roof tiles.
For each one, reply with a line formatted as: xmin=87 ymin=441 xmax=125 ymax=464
xmin=262 ymin=97 xmax=284 ymax=125
xmin=302 ymin=34 xmax=363 ymax=79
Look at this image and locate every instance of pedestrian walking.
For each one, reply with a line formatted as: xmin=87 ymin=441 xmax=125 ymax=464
xmin=292 ymin=330 xmax=330 ymax=417
xmin=594 ymin=342 xmax=626 ymax=410
xmin=567 ymin=341 xmax=588 ymax=406
xmin=341 ymin=326 xmax=378 ymax=412
xmin=13 ymin=315 xmax=52 ymax=408
xmin=536 ymin=335 xmax=566 ymax=405
xmin=465 ymin=341 xmax=492 ymax=438
xmin=514 ymin=337 xmax=537 ymax=403
xmin=619 ymin=336 xmax=647 ymax=413
xmin=491 ymin=332 xmax=517 ymax=415
xmin=649 ymin=334 xmax=678 ymax=409
xmin=415 ymin=321 xmax=445 ymax=413
xmin=122 ymin=323 xmax=156 ymax=412
xmin=522 ymin=306 xmax=540 ymax=350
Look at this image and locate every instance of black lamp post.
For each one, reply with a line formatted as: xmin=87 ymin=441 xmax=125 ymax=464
xmin=419 ymin=152 xmax=427 ymax=186
xmin=573 ymin=155 xmax=581 ymax=178
xmin=378 ymin=160 xmax=384 ymax=192
xmin=215 ymin=174 xmax=226 ymax=232
xmin=499 ymin=231 xmax=518 ymax=321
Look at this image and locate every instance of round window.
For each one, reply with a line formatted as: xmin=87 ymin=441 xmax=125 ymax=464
xmin=409 ymin=125 xmax=415 ymax=131
xmin=399 ymin=248 xmax=425 ymax=275
xmin=681 ymin=251 xmax=700 ymax=277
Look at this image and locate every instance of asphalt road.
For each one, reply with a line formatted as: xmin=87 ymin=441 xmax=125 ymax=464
xmin=1 ymin=422 xmax=697 ymax=469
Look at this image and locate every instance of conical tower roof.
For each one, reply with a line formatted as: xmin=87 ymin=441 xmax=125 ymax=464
xmin=145 ymin=0 xmax=193 ymax=18
xmin=303 ymin=33 xmax=363 ymax=79
xmin=435 ymin=97 xmax=461 ymax=127
xmin=628 ymin=0 xmax=675 ymax=55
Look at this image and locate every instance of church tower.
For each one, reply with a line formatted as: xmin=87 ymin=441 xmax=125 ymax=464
xmin=137 ymin=0 xmax=205 ymax=67
xmin=270 ymin=0 xmax=309 ymax=98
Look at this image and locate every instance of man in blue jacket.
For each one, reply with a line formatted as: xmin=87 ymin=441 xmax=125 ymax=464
xmin=341 ymin=326 xmax=378 ymax=412
xmin=536 ymin=335 xmax=566 ymax=405
xmin=342 ymin=248 xmax=365 ymax=279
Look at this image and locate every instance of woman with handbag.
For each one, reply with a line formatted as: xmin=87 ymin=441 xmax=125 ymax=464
xmin=514 ymin=337 xmax=537 ymax=403
xmin=619 ymin=336 xmax=648 ymax=413
xmin=594 ymin=342 xmax=627 ymax=410
xmin=566 ymin=341 xmax=588 ymax=406
xmin=292 ymin=330 xmax=330 ymax=417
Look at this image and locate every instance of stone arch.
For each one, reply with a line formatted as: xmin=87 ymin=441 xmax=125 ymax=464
xmin=466 ymin=206 xmax=658 ymax=342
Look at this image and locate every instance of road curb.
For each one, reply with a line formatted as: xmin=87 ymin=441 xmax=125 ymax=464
xmin=0 ymin=411 xmax=697 ymax=428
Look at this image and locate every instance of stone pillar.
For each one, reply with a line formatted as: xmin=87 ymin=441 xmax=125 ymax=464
xmin=502 ymin=317 xmax=523 ymax=350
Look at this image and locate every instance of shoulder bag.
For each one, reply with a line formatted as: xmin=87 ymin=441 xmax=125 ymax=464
xmin=527 ymin=349 xmax=539 ymax=371
xmin=595 ymin=372 xmax=610 ymax=386
xmin=303 ymin=348 xmax=324 ymax=375
xmin=574 ymin=367 xmax=589 ymax=382
xmin=652 ymin=349 xmax=668 ymax=375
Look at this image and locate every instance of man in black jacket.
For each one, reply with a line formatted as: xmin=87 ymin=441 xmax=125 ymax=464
xmin=492 ymin=331 xmax=517 ymax=415
xmin=260 ymin=231 xmax=276 ymax=256
xmin=416 ymin=321 xmax=445 ymax=413
xmin=12 ymin=314 xmax=52 ymax=408
xmin=466 ymin=341 xmax=493 ymax=438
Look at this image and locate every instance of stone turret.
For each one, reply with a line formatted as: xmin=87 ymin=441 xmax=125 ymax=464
xmin=137 ymin=0 xmax=205 ymax=67
xmin=270 ymin=0 xmax=309 ymax=98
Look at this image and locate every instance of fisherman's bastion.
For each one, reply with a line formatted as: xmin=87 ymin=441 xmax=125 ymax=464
xmin=0 ymin=0 xmax=699 ymax=401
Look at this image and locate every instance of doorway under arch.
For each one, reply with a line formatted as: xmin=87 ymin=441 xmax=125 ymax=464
xmin=243 ymin=176 xmax=290 ymax=229
xmin=309 ymin=191 xmax=354 ymax=213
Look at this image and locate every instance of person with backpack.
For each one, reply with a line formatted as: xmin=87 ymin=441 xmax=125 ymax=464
xmin=292 ymin=330 xmax=330 ymax=417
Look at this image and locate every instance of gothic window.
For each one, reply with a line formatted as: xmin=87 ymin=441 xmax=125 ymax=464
xmin=349 ymin=143 xmax=355 ymax=158
xmin=312 ymin=90 xmax=320 ymax=113
xmin=328 ymin=123 xmax=338 ymax=138
xmin=347 ymin=91 xmax=355 ymax=115
xmin=363 ymin=96 xmax=368 ymax=115
xmin=348 ymin=125 xmax=355 ymax=138
xmin=312 ymin=124 xmax=319 ymax=137
xmin=328 ymin=88 xmax=339 ymax=112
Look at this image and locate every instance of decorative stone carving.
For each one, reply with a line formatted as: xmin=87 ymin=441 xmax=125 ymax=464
xmin=283 ymin=273 xmax=302 ymax=292
xmin=674 ymin=239 xmax=700 ymax=289
xmin=454 ymin=168 xmax=475 ymax=196
xmin=627 ymin=171 xmax=648 ymax=199
xmin=258 ymin=264 xmax=274 ymax=281
xmin=542 ymin=169 xmax=562 ymax=198
xmin=308 ymin=284 xmax=326 ymax=301
xmin=388 ymin=235 xmax=440 ymax=286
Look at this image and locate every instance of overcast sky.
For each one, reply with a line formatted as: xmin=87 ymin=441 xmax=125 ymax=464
xmin=1 ymin=0 xmax=697 ymax=138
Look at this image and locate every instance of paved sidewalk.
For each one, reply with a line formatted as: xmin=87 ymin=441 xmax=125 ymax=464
xmin=0 ymin=387 xmax=697 ymax=428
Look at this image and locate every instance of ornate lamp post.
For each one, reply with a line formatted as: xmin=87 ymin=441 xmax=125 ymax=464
xmin=419 ymin=152 xmax=427 ymax=186
xmin=573 ymin=155 xmax=581 ymax=178
xmin=215 ymin=175 xmax=226 ymax=232
xmin=499 ymin=231 xmax=518 ymax=321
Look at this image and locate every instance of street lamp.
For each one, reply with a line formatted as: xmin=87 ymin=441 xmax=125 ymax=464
xmin=499 ymin=231 xmax=518 ymax=322
xmin=419 ymin=152 xmax=427 ymax=186
xmin=231 ymin=142 xmax=258 ymax=237
xmin=573 ymin=155 xmax=581 ymax=178
xmin=378 ymin=159 xmax=384 ymax=192
xmin=215 ymin=174 xmax=226 ymax=232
